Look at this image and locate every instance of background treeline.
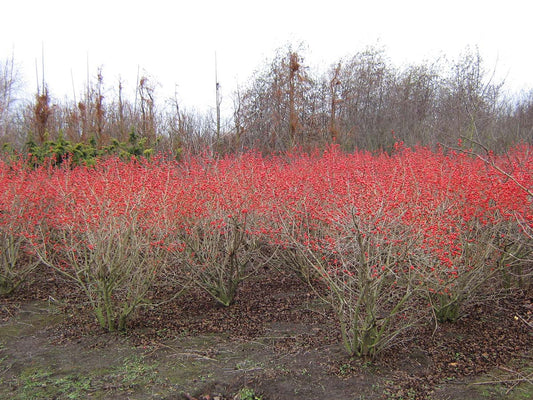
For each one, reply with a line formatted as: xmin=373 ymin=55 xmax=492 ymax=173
xmin=1 ymin=44 xmax=532 ymax=158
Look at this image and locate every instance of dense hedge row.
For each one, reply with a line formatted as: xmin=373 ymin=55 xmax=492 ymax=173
xmin=1 ymin=144 xmax=531 ymax=358
xmin=2 ymin=130 xmax=154 ymax=168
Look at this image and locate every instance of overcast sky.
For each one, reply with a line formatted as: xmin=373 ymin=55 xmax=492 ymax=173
xmin=2 ymin=0 xmax=532 ymax=113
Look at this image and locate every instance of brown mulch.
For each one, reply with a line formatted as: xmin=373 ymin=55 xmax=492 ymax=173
xmin=378 ymin=294 xmax=532 ymax=397
xmin=1 ymin=264 xmax=531 ymax=399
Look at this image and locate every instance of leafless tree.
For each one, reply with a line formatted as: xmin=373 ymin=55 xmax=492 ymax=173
xmin=1 ymin=43 xmax=532 ymax=157
xmin=236 ymin=45 xmax=313 ymax=152
xmin=0 ymin=54 xmax=23 ymax=141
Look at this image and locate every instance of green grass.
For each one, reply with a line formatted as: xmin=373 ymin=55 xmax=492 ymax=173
xmin=117 ymin=354 xmax=159 ymax=388
xmin=472 ymin=372 xmax=533 ymax=399
xmin=13 ymin=367 xmax=91 ymax=400
xmin=1 ymin=354 xmax=161 ymax=399
xmin=237 ymin=387 xmax=263 ymax=400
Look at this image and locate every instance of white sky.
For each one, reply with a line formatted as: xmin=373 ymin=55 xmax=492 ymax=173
xmin=1 ymin=0 xmax=532 ymax=114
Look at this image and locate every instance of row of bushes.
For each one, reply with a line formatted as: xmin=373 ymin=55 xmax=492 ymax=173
xmin=1 ymin=130 xmax=155 ymax=168
xmin=1 ymin=144 xmax=531 ymax=358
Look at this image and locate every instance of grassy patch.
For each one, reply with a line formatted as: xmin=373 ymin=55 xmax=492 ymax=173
xmin=116 ymin=354 xmax=159 ymax=388
xmin=11 ymin=367 xmax=91 ymax=400
xmin=470 ymin=362 xmax=533 ymax=400
xmin=1 ymin=354 xmax=162 ymax=399
xmin=236 ymin=387 xmax=263 ymax=400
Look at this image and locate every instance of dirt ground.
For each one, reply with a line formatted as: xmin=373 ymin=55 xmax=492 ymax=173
xmin=0 ymin=266 xmax=531 ymax=400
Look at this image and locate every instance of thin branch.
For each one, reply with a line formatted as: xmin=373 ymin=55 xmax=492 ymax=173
xmin=454 ymin=137 xmax=532 ymax=197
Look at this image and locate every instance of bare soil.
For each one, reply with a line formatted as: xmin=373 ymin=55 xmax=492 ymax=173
xmin=0 ymin=266 xmax=531 ymax=399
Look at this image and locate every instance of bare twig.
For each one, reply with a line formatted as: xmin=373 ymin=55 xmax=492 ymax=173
xmin=455 ymin=137 xmax=533 ymax=198
xmin=472 ymin=366 xmax=533 ymax=395
xmin=471 ymin=375 xmax=532 ymax=386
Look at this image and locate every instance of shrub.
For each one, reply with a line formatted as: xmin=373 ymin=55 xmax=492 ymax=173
xmin=0 ymin=160 xmax=42 ymax=296
xmin=164 ymin=153 xmax=268 ymax=306
xmin=268 ymin=147 xmax=426 ymax=358
xmin=4 ymin=144 xmax=530 ymax=347
xmin=27 ymin=159 xmax=171 ymax=331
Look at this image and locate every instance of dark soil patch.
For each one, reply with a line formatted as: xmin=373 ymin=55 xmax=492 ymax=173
xmin=1 ymin=265 xmax=532 ymax=399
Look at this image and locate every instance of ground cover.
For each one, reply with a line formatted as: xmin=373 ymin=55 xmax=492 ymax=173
xmin=0 ymin=265 xmax=531 ymax=399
